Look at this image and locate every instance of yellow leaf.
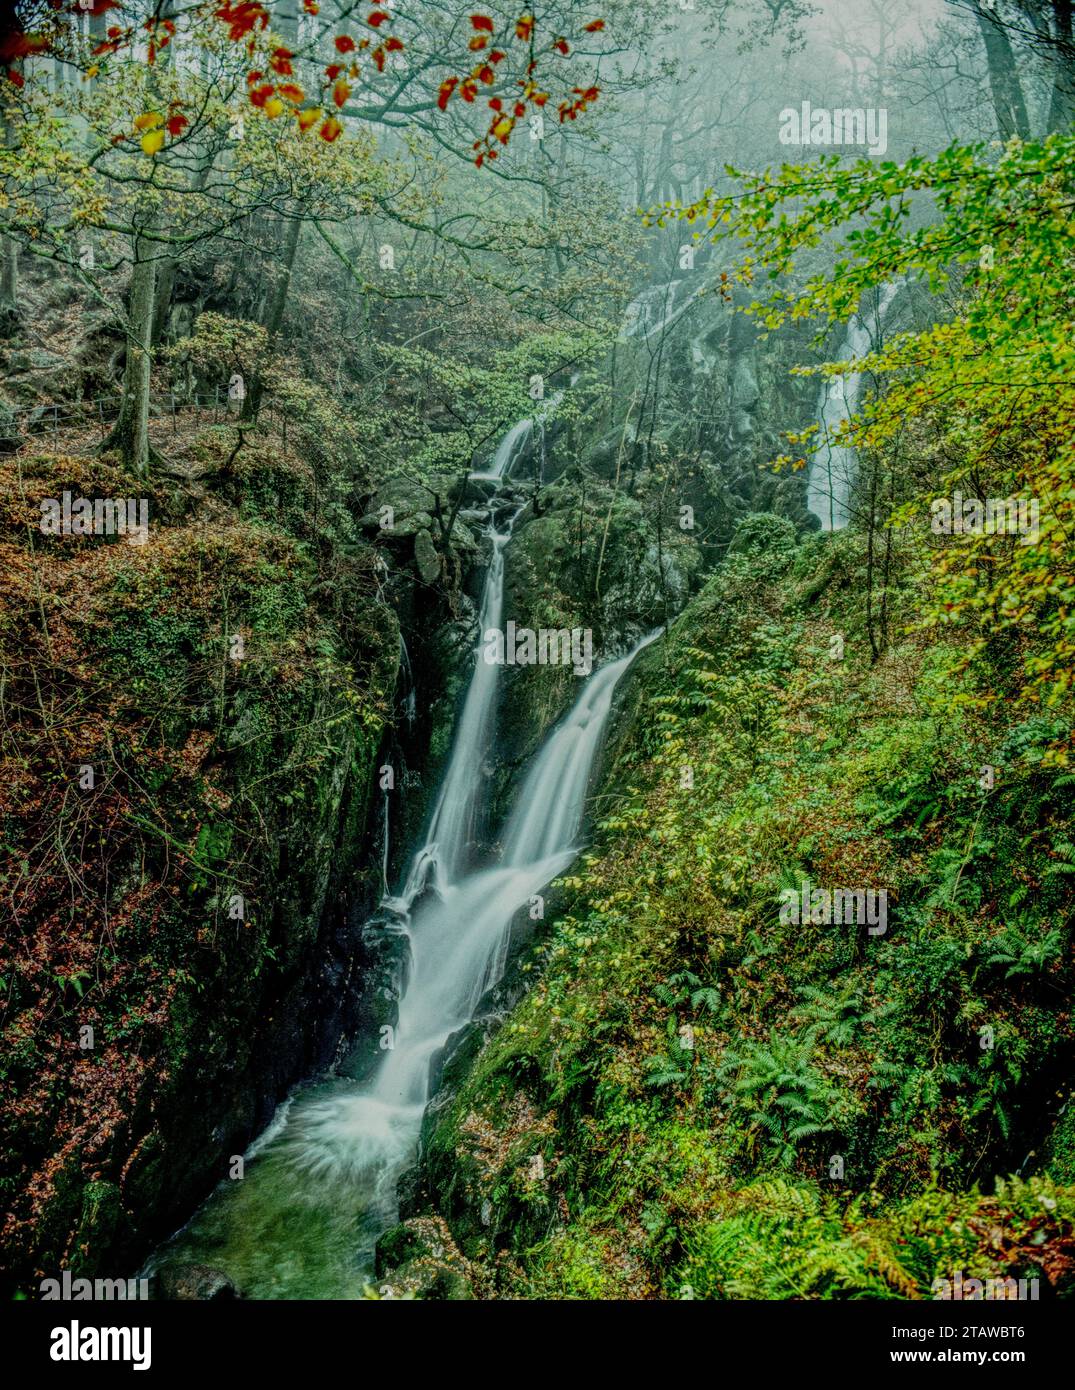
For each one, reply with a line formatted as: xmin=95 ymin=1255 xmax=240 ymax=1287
xmin=140 ymin=129 xmax=165 ymax=155
xmin=264 ymin=97 xmax=284 ymax=118
xmin=134 ymin=111 xmax=163 ymax=131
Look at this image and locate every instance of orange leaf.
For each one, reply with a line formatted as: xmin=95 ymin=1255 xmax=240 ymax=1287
xmin=515 ymin=15 xmax=533 ymax=41
xmin=333 ymin=78 xmax=351 ymax=106
xmin=584 ymin=19 xmax=605 ymax=32
xmin=297 ymin=105 xmax=321 ymax=131
xmin=320 ymin=115 xmax=343 ymax=141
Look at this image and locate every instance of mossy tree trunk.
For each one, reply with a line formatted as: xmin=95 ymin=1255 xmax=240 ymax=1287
xmin=104 ymin=225 xmax=158 ymax=476
xmin=241 ymin=216 xmax=301 ymax=423
xmin=0 ymin=87 xmax=19 ymax=336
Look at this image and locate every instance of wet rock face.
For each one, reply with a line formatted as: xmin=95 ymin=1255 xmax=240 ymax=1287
xmin=374 ymin=1216 xmax=475 ymax=1300
xmin=154 ymin=1263 xmax=239 ymax=1301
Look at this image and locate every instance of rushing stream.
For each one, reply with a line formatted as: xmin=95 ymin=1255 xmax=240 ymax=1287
xmin=145 ymin=439 xmax=659 ymax=1299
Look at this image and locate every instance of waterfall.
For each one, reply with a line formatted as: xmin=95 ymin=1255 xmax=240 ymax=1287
xmin=619 ymin=278 xmax=705 ymax=343
xmin=288 ymin=617 xmax=658 ymax=1238
xmin=470 ymin=392 xmax=564 ymax=484
xmin=470 ymin=418 xmax=533 ymax=482
xmin=398 ymin=634 xmax=416 ymax=729
xmin=807 ymin=281 xmax=902 ymax=531
xmin=395 ymin=524 xmax=512 ymax=897
xmin=146 ymin=415 xmax=660 ymax=1296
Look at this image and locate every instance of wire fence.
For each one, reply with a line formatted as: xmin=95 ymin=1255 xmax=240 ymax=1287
xmin=0 ymin=389 xmax=294 ymax=451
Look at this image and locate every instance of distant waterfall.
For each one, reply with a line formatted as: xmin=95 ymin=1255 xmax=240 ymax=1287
xmin=807 ymin=282 xmax=902 ymax=531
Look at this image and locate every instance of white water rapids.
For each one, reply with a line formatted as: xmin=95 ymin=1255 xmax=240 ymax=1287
xmin=147 ymin=431 xmax=658 ymax=1297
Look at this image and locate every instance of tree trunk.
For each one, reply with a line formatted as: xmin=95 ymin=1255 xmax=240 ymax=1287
xmin=0 ymin=87 xmax=19 ymax=335
xmin=975 ymin=4 xmax=1032 ymax=139
xmin=150 ymin=256 xmax=177 ymax=346
xmin=1046 ymin=0 xmax=1075 ymax=133
xmin=242 ymin=216 xmax=301 ymax=422
xmin=104 ymin=226 xmax=157 ymax=475
xmin=0 ymin=235 xmax=17 ymax=336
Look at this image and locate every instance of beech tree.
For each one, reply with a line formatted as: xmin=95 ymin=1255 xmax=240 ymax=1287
xmin=0 ymin=1 xmax=612 ymax=471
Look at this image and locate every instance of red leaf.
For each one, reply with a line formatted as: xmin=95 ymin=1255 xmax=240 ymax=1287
xmin=470 ymin=14 xmax=494 ymax=30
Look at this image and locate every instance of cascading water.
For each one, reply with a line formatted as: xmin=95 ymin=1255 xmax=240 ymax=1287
xmin=470 ymin=418 xmax=533 ymax=482
xmin=620 ymin=278 xmax=705 ymax=343
xmin=398 ymin=634 xmax=416 ymax=730
xmin=145 ymin=421 xmax=659 ymax=1299
xmin=396 ymin=523 xmax=512 ymax=897
xmin=807 ymin=282 xmax=902 ymax=531
xmin=469 ymin=392 xmax=564 ymax=484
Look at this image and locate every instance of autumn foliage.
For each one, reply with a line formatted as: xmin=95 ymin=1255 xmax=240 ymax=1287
xmin=1 ymin=4 xmax=606 ymax=164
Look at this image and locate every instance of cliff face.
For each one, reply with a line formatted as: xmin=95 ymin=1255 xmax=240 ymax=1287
xmin=0 ymin=437 xmax=463 ymax=1292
